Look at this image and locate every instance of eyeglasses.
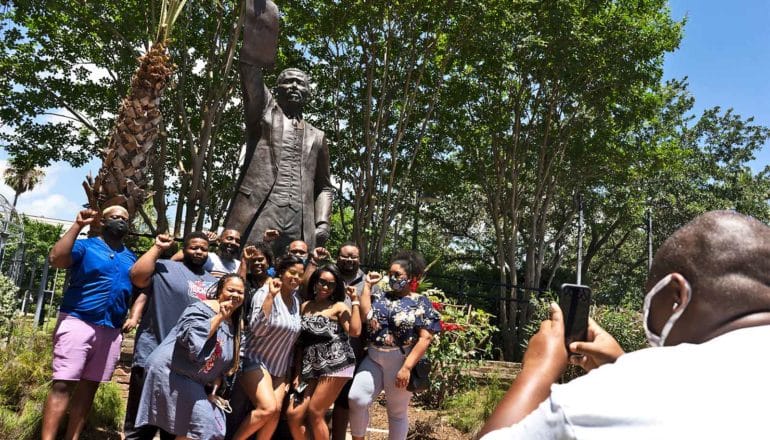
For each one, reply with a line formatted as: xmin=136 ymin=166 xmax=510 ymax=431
xmin=317 ymin=279 xmax=336 ymax=289
xmin=338 ymin=255 xmax=359 ymax=261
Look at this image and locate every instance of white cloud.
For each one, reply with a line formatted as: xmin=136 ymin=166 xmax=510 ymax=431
xmin=16 ymin=194 xmax=80 ymax=219
xmin=0 ymin=159 xmax=93 ymax=220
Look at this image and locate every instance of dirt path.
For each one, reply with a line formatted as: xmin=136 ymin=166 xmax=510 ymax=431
xmin=110 ymin=336 xmax=471 ymax=439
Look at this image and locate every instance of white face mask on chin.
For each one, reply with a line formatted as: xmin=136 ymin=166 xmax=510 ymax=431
xmin=643 ymin=273 xmax=692 ymax=347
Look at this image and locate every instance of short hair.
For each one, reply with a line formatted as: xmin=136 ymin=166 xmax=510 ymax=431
xmin=102 ymin=205 xmax=128 ymax=218
xmin=308 ymin=264 xmax=346 ymax=303
xmin=246 ymin=241 xmax=274 ymax=266
xmin=183 ymin=231 xmax=210 ymax=248
xmin=390 ymin=249 xmax=426 ymax=278
xmin=275 ymin=254 xmax=305 ymax=277
xmin=338 ymin=241 xmax=360 ymax=254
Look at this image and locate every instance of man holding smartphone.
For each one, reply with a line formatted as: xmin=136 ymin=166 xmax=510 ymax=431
xmin=479 ymin=211 xmax=770 ymax=439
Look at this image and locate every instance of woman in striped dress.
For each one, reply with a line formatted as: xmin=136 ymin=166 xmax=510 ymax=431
xmin=232 ymin=254 xmax=305 ymax=440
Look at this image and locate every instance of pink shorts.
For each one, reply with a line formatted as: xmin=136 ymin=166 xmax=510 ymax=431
xmin=52 ymin=313 xmax=123 ymax=382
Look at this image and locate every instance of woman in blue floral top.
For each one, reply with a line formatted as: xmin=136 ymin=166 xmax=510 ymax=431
xmin=348 ymin=250 xmax=441 ymax=440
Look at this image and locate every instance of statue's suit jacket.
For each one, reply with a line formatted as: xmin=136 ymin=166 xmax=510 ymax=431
xmin=225 ymin=63 xmax=333 ymax=248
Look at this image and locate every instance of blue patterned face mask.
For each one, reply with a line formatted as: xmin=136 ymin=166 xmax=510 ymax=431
xmin=389 ymin=277 xmax=409 ymax=292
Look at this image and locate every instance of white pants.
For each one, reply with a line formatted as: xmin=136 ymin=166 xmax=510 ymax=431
xmin=348 ymin=346 xmax=413 ymax=439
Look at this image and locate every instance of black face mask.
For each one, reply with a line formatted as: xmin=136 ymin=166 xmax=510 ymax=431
xmin=103 ymin=218 xmax=128 ymax=239
xmin=219 ymin=243 xmax=240 ymax=260
xmin=338 ymin=260 xmax=358 ymax=275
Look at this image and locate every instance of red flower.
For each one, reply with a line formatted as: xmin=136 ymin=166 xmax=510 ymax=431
xmin=431 ymin=301 xmax=444 ymax=311
xmin=440 ymin=322 xmax=465 ymax=332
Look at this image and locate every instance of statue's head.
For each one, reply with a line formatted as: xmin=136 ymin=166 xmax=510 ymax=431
xmin=275 ymin=68 xmax=310 ymax=112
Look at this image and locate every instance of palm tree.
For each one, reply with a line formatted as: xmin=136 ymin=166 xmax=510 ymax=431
xmin=3 ymin=164 xmax=45 ymax=208
xmin=83 ymin=0 xmax=187 ymax=219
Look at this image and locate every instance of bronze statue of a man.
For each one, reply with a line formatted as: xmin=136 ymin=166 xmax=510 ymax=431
xmin=224 ymin=0 xmax=333 ymax=253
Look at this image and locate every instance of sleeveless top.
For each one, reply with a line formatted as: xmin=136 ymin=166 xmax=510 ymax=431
xmin=299 ymin=314 xmax=355 ymax=380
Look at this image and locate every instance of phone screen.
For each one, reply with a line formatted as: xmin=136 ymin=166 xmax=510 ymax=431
xmin=558 ymin=284 xmax=592 ymax=352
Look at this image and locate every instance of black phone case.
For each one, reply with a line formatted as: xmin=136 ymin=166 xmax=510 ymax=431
xmin=559 ymin=284 xmax=591 ymax=351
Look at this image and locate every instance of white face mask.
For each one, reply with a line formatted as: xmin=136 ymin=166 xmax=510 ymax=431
xmin=643 ymin=274 xmax=692 ymax=347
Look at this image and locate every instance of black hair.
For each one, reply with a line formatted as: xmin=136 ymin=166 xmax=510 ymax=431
xmin=211 ymin=273 xmax=244 ymax=376
xmin=183 ymin=231 xmax=210 ymax=248
xmin=390 ymin=249 xmax=426 ymax=279
xmin=308 ymin=264 xmax=346 ymax=303
xmin=246 ymin=241 xmax=274 ymax=267
xmin=338 ymin=241 xmax=360 ymax=254
xmin=275 ymin=254 xmax=305 ymax=276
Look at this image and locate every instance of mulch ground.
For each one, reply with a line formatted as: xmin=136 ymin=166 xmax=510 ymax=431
xmin=368 ymin=395 xmax=470 ymax=440
xmin=107 ymin=335 xmax=473 ymax=439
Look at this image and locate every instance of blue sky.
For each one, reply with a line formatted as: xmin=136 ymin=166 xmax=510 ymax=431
xmin=2 ymin=0 xmax=768 ymax=221
xmin=663 ymin=0 xmax=770 ymax=172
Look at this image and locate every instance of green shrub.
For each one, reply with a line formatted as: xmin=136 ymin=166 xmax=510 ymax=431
xmin=444 ymin=380 xmax=507 ymax=436
xmin=0 ymin=318 xmax=124 ymax=438
xmin=89 ymin=382 xmax=125 ymax=431
xmin=419 ymin=288 xmax=498 ymax=409
xmin=0 ymin=273 xmax=19 ymax=339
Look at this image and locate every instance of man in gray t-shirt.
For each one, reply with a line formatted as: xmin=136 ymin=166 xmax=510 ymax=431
xmin=123 ymin=232 xmax=216 ymax=440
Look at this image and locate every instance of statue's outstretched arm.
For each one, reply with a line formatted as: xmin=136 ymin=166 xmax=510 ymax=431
xmin=239 ymin=0 xmax=280 ymax=161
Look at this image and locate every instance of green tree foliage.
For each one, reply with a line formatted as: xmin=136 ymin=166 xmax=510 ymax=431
xmin=2 ymin=0 xmax=769 ymax=362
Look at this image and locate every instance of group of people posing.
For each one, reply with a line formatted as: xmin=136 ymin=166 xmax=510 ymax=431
xmin=41 ymin=206 xmax=440 ymax=440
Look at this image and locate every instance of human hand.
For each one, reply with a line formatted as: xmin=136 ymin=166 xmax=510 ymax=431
xmin=268 ymin=278 xmax=282 ymax=297
xmin=263 ymin=229 xmax=280 ymax=243
xmin=154 ymin=234 xmax=174 ymax=251
xmin=365 ymin=272 xmax=382 ymax=286
xmin=522 ymin=303 xmax=568 ymax=382
xmin=242 ymin=245 xmax=259 ymax=261
xmin=311 ymin=247 xmax=329 ymax=263
xmin=121 ymin=317 xmax=138 ymax=333
xmin=205 ymin=231 xmax=218 ymax=243
xmin=367 ymin=317 xmax=380 ymax=333
xmin=396 ymin=366 xmax=411 ymax=389
xmin=345 ymin=286 xmax=358 ymax=302
xmin=568 ymin=318 xmax=625 ymax=372
xmin=75 ymin=209 xmax=98 ymax=228
xmin=219 ymin=298 xmax=239 ymax=320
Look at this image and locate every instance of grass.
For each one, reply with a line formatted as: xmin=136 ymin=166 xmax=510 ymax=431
xmin=0 ymin=318 xmax=125 ymax=439
xmin=443 ymin=380 xmax=508 ymax=436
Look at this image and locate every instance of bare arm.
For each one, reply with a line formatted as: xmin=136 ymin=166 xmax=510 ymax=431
xmin=476 ymin=303 xmax=568 ymax=438
xmin=49 ymin=209 xmax=97 ymax=268
xmin=122 ymin=292 xmax=148 ymax=333
xmin=359 ymin=272 xmax=382 ymax=325
xmin=258 ymin=278 xmax=281 ymax=321
xmin=130 ymin=234 xmax=174 ymax=289
xmin=339 ymin=286 xmax=361 ymax=337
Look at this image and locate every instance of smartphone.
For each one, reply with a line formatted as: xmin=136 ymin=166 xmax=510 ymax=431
xmin=558 ymin=284 xmax=592 ymax=352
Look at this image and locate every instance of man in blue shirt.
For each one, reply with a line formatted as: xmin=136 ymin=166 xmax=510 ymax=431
xmin=41 ymin=206 xmax=136 ymax=440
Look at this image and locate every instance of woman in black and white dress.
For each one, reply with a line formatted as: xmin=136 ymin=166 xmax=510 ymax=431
xmin=286 ymin=264 xmax=361 ymax=440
